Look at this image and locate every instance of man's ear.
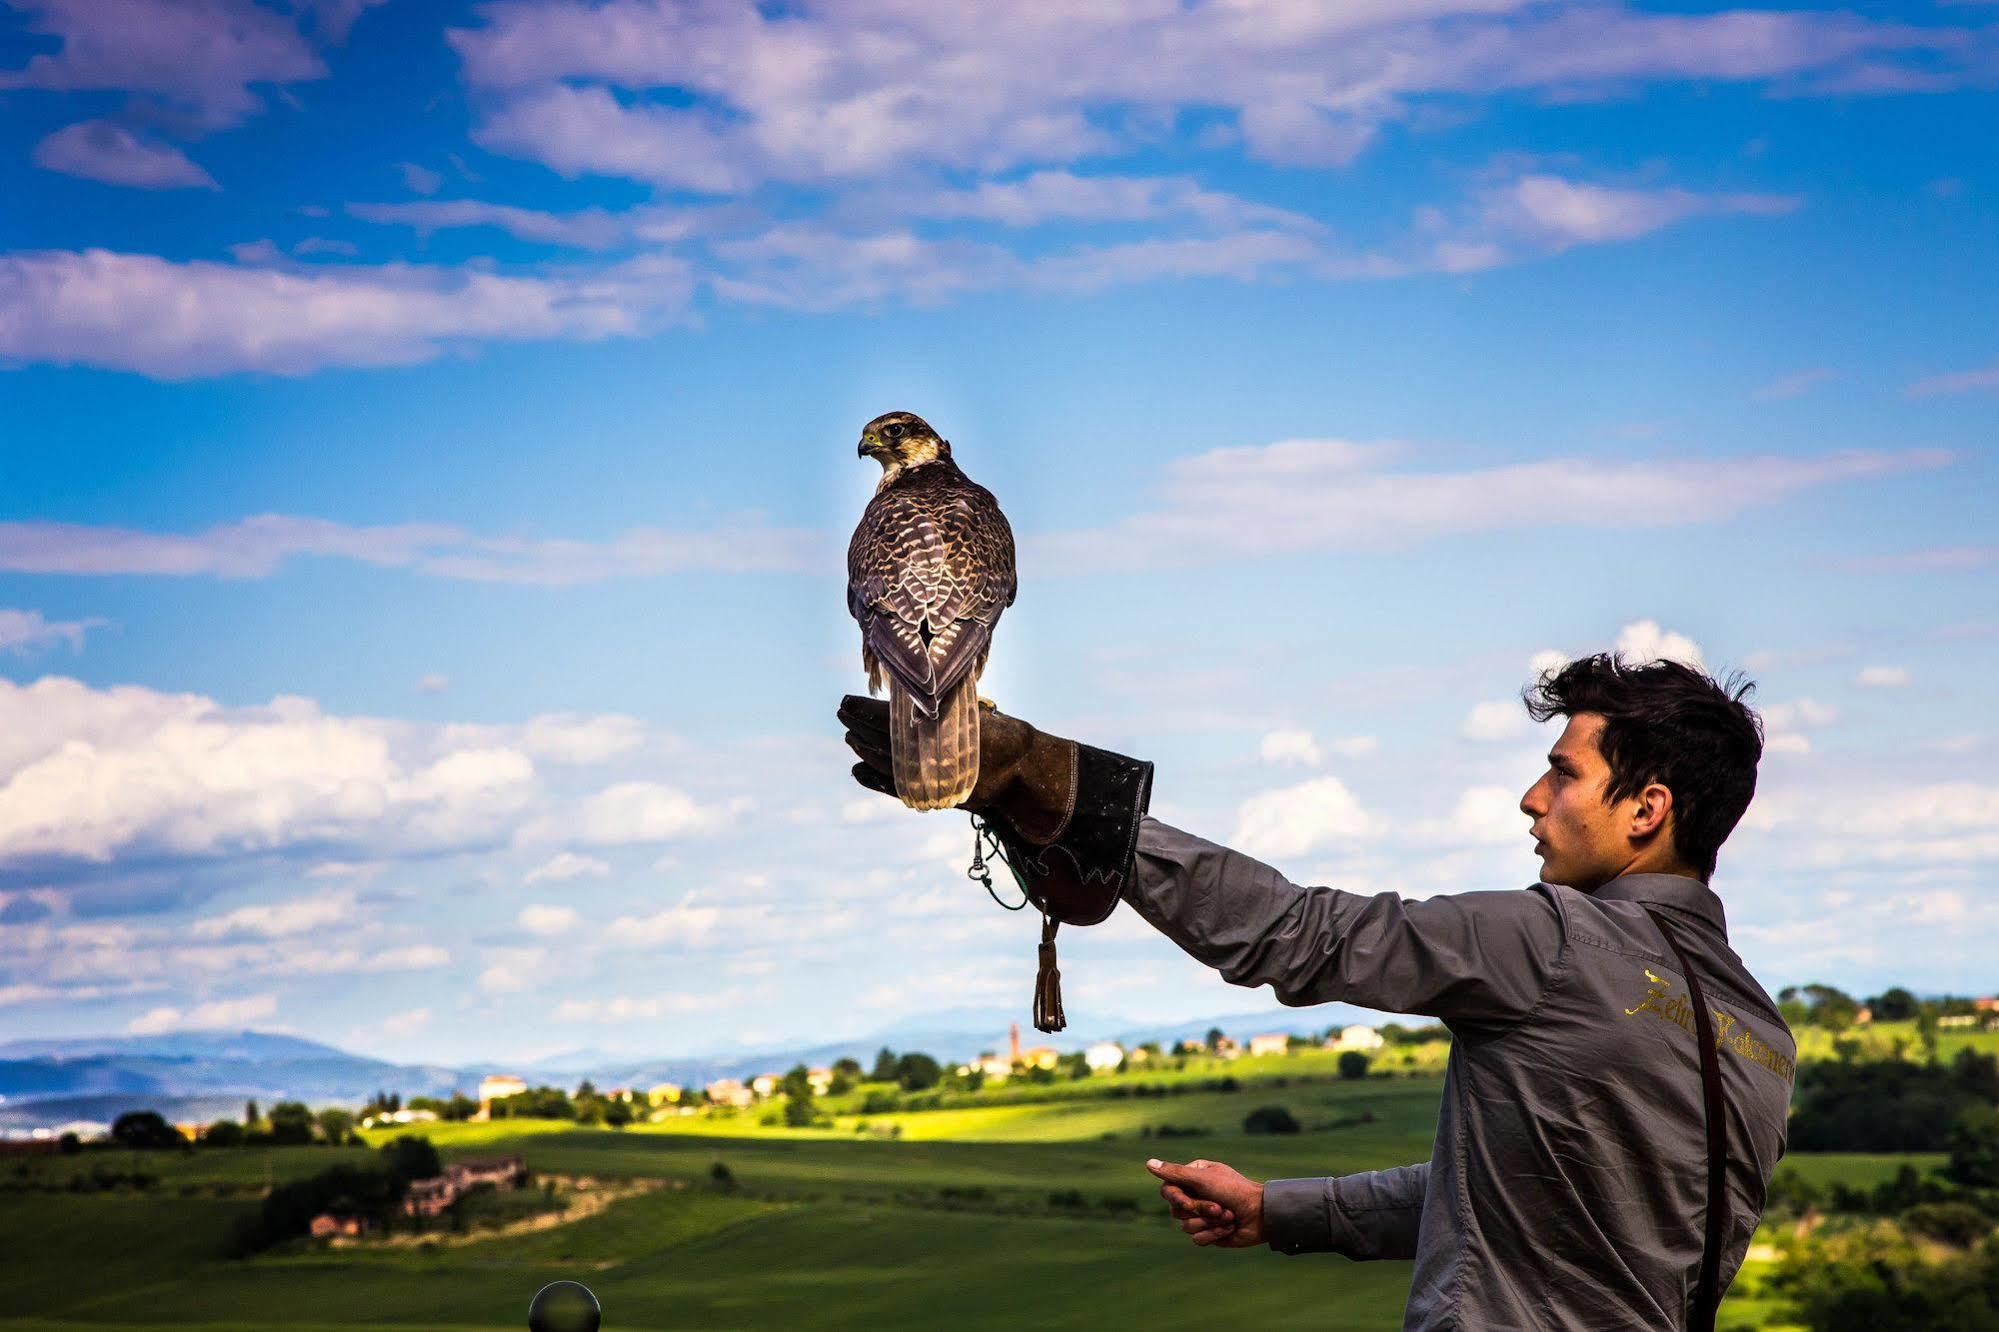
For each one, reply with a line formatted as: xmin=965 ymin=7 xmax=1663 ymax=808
xmin=1630 ymin=782 xmax=1673 ymax=842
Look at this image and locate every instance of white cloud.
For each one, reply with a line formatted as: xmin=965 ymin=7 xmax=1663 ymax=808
xmin=1462 ymin=700 xmax=1528 ymax=743
xmin=518 ymin=714 xmax=647 ymax=765
xmin=1232 ymin=776 xmax=1376 ymax=861
xmin=1907 ymin=363 xmax=1999 ymax=397
xmin=1470 ymin=175 xmax=1798 ymax=255
xmin=553 ymin=992 xmax=706 ymax=1022
xmin=127 ymin=992 xmax=277 ymax=1034
xmin=191 ymin=892 xmax=351 ymax=940
xmin=471 ymin=83 xmax=753 ymax=193
xmin=449 ymin=1 xmax=1978 ymax=193
xmin=414 ymin=673 xmax=451 ymax=695
xmin=518 ymin=903 xmax=579 ymax=936
xmin=0 ymin=247 xmax=689 ymax=378
xmin=1258 ymin=728 xmax=1322 ymax=766
xmin=346 ymin=199 xmax=632 ymax=250
xmin=907 ymin=171 xmax=1320 ymax=232
xmin=1328 ymin=736 xmax=1380 ymax=759
xmin=1854 ymin=665 xmax=1912 ymax=688
xmin=550 ymin=782 xmax=744 ymax=846
xmin=1752 ymin=368 xmax=1834 ymax=401
xmin=0 ymin=608 xmax=108 ymax=655
xmin=0 ymin=675 xmax=537 ymax=869
xmin=0 ymin=512 xmax=825 ymax=583
xmin=1441 ymin=786 xmax=1526 ymax=846
xmin=1032 ymin=441 xmax=1949 ymax=571
xmin=1528 ymin=649 xmax=1569 ymax=678
xmin=523 ymin=852 xmax=611 ymax=885
xmin=33 ymin=120 xmax=218 ymax=190
xmin=0 ymin=0 xmax=324 ymax=127
xmin=476 ymin=946 xmax=545 ymax=994
xmin=1762 ymin=698 xmax=1837 ymax=730
xmin=607 ymin=899 xmax=722 ymax=948
xmin=399 ymin=162 xmax=442 ymax=195
xmin=1615 ymin=620 xmax=1705 ymax=668
xmin=840 ymin=797 xmax=906 ymax=824
xmin=376 ymin=1006 xmax=432 ymax=1039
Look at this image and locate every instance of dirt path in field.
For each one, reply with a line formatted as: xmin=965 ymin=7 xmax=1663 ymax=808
xmin=329 ymin=1174 xmax=677 ymax=1252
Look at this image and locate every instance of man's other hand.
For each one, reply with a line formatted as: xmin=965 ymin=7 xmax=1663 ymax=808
xmin=1147 ymin=1157 xmax=1265 ymax=1248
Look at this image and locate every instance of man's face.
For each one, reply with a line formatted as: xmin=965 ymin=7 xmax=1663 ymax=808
xmin=1519 ymin=713 xmax=1636 ymax=891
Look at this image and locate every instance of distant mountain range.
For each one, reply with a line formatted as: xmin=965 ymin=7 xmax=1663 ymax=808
xmin=0 ymin=1001 xmax=1397 ymax=1134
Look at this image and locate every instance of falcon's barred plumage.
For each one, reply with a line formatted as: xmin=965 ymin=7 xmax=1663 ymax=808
xmin=847 ymin=411 xmax=1018 ymax=809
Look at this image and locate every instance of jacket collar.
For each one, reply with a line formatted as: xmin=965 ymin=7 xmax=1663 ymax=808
xmin=1588 ymin=872 xmax=1727 ymax=937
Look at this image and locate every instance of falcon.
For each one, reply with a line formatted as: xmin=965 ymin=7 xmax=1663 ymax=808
xmin=847 ymin=411 xmax=1018 ymax=810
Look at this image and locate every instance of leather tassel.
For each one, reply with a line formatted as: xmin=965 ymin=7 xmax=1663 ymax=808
xmin=1033 ymin=914 xmax=1066 ymax=1033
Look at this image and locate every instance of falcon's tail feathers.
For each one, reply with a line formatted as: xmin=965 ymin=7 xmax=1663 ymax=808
xmin=890 ymin=675 xmax=979 ymax=811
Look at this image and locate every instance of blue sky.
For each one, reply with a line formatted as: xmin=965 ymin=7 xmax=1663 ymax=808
xmin=0 ymin=0 xmax=1994 ymax=1065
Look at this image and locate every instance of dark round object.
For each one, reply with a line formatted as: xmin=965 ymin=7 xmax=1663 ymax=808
xmin=529 ymin=1280 xmax=601 ymax=1332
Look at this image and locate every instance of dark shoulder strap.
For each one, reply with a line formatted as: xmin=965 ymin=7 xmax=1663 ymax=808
xmin=1645 ymin=907 xmax=1727 ymax=1332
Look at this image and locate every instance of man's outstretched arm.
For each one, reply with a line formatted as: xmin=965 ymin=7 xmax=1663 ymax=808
xmin=1127 ymin=817 xmax=1567 ymax=1026
xmin=1264 ymin=1163 xmax=1430 ymax=1259
xmin=1149 ymin=1157 xmax=1429 ymax=1260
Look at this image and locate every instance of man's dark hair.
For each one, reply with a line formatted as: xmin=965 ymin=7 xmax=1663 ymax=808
xmin=1524 ymin=654 xmax=1763 ymax=880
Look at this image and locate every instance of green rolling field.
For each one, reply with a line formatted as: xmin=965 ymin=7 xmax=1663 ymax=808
xmin=0 ymin=1070 xmax=1924 ymax=1330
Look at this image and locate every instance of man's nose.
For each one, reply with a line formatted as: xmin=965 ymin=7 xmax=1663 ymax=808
xmin=1519 ymin=781 xmax=1546 ymax=818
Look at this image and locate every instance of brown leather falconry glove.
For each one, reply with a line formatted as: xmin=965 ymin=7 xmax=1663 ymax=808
xmin=839 ymin=694 xmax=1154 ymax=1030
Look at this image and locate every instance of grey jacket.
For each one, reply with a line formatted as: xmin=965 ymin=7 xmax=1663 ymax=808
xmin=1125 ymin=817 xmax=1796 ymax=1331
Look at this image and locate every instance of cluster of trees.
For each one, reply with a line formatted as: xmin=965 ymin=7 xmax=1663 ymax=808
xmin=107 ymin=1100 xmax=357 ymax=1151
xmin=1774 ymin=1221 xmax=1999 ymax=1329
xmin=1787 ymin=1049 xmax=1999 ymax=1157
xmin=486 ymin=1081 xmax=643 ymax=1126
xmin=1779 ymin=983 xmax=1994 ymax=1038
xmin=227 ymin=1135 xmax=443 ymax=1256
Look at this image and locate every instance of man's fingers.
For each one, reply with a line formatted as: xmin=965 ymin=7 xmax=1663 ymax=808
xmin=1146 ymin=1157 xmax=1211 ymax=1190
xmin=1161 ymin=1183 xmax=1231 ymax=1222
xmin=837 ymin=695 xmax=890 ymax=738
xmin=850 ymin=763 xmax=895 ymax=797
xmin=844 ymin=731 xmax=892 ymax=770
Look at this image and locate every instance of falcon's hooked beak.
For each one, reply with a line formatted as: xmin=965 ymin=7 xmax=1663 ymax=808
xmin=859 ymin=432 xmax=887 ymax=459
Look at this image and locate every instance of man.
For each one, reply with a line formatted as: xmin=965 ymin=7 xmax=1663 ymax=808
xmin=840 ymin=652 xmax=1795 ymax=1331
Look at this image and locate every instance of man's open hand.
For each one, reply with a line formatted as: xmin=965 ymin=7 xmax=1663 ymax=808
xmin=1147 ymin=1157 xmax=1266 ymax=1248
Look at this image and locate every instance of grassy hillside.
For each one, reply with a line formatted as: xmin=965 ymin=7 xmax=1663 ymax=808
xmin=0 ymin=1069 xmax=1948 ymax=1330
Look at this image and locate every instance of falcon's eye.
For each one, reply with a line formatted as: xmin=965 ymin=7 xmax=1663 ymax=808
xmin=884 ymin=423 xmax=906 ymax=439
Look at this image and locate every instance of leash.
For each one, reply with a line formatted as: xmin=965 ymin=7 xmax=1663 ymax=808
xmin=966 ymin=813 xmax=1065 ymax=1033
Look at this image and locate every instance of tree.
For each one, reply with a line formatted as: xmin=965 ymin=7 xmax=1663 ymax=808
xmin=244 ymin=1098 xmax=259 ymax=1126
xmin=895 ymin=1052 xmax=941 ymax=1092
xmin=317 ymin=1108 xmax=355 ymax=1145
xmin=783 ymin=1083 xmax=818 ymax=1128
xmin=1338 ymin=1051 xmax=1371 ymax=1080
xmin=833 ymin=1057 xmax=863 ymax=1078
xmin=1205 ymin=1026 xmax=1225 ymax=1053
xmin=1243 ymin=1105 xmax=1301 ymax=1135
xmin=111 ymin=1110 xmax=185 ymax=1149
xmin=1954 ymin=1049 xmax=1999 ymax=1103
xmin=204 ymin=1119 xmax=246 ymax=1147
xmin=870 ymin=1047 xmax=898 ymax=1082
xmin=378 ymin=1134 xmax=441 ymax=1184
xmin=603 ymin=1098 xmax=634 ymax=1129
xmin=1946 ymin=1104 xmax=1999 ymax=1188
xmin=1870 ymin=987 xmax=1920 ymax=1023
xmin=267 ymin=1101 xmax=315 ymax=1146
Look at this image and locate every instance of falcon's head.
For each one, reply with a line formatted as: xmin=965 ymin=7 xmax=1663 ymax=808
xmin=859 ymin=411 xmax=949 ymax=474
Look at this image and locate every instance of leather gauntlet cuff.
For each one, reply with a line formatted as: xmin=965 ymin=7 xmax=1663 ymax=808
xmin=989 ymin=741 xmax=1153 ymax=928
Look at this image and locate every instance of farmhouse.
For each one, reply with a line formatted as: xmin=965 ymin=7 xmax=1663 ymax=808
xmin=1247 ymin=1033 xmax=1289 ymax=1057
xmin=402 ymin=1155 xmax=526 ymax=1218
xmin=1330 ymin=1025 xmax=1385 ymax=1052
xmin=1084 ymin=1041 xmax=1125 ymax=1073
